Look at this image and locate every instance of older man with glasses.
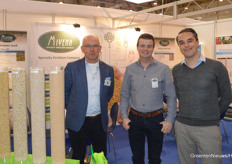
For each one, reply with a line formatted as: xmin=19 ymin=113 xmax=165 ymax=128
xmin=65 ymin=35 xmax=114 ymax=164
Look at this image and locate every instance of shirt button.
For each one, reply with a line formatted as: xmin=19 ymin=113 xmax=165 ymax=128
xmin=144 ymin=75 xmax=146 ymax=77
xmin=143 ymin=104 xmax=145 ymax=106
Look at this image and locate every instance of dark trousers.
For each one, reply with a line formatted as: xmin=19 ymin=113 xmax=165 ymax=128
xmin=68 ymin=116 xmax=107 ymax=164
xmin=128 ymin=111 xmax=164 ymax=164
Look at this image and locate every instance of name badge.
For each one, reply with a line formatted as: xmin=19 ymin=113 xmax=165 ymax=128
xmin=104 ymin=77 xmax=111 ymax=86
xmin=151 ymin=78 xmax=158 ymax=88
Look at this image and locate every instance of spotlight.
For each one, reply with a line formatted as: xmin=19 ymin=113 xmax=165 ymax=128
xmin=73 ymin=23 xmax=80 ymax=28
xmin=135 ymin=27 xmax=141 ymax=32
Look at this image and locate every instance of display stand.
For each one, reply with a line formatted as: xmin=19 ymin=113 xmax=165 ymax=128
xmin=30 ymin=67 xmax=46 ymax=163
xmin=0 ymin=67 xmax=11 ymax=160
xmin=50 ymin=67 xmax=65 ymax=163
xmin=12 ymin=68 xmax=28 ymax=162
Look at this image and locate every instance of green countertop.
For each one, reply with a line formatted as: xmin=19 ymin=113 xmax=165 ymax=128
xmin=0 ymin=153 xmax=80 ymax=164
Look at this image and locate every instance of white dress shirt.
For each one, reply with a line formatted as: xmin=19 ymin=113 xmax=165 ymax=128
xmin=85 ymin=60 xmax=101 ymax=116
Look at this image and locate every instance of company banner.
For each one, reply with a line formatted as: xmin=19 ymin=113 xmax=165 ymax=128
xmin=32 ymin=23 xmax=142 ymax=72
xmin=32 ymin=23 xmax=82 ymax=69
xmin=216 ymin=36 xmax=232 ymax=85
xmin=153 ymin=38 xmax=175 ymax=67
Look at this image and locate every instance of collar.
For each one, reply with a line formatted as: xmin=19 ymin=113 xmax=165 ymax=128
xmin=136 ymin=58 xmax=157 ymax=67
xmin=181 ymin=54 xmax=206 ymax=66
xmin=85 ymin=59 xmax=100 ymax=67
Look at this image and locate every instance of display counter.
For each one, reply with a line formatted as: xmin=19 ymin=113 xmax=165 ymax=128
xmin=0 ymin=153 xmax=79 ymax=164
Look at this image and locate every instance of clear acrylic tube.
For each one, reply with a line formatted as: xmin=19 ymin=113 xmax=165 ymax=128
xmin=50 ymin=67 xmax=65 ymax=164
xmin=12 ymin=67 xmax=28 ymax=162
xmin=30 ymin=67 xmax=46 ymax=164
xmin=0 ymin=67 xmax=11 ymax=161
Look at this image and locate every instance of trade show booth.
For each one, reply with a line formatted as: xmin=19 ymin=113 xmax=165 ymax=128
xmin=0 ymin=0 xmax=232 ymax=164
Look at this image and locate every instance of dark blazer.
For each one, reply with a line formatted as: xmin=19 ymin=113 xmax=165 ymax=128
xmin=65 ymin=57 xmax=114 ymax=132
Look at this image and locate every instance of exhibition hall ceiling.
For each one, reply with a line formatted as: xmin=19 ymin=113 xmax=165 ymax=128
xmin=30 ymin=0 xmax=232 ymax=21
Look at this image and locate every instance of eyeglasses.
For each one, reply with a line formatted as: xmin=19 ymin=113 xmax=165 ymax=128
xmin=83 ymin=44 xmax=100 ymax=48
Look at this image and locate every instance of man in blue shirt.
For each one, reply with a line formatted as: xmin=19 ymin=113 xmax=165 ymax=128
xmin=120 ymin=33 xmax=177 ymax=164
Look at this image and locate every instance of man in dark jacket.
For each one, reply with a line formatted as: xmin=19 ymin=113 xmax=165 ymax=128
xmin=65 ymin=35 xmax=114 ymax=164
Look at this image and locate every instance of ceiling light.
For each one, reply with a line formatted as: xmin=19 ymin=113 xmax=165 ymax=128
xmin=125 ymin=0 xmax=154 ymax=4
xmin=219 ymin=0 xmax=223 ymax=2
xmin=153 ymin=2 xmax=157 ymax=5
xmin=73 ymin=23 xmax=80 ymax=28
xmin=185 ymin=7 xmax=188 ymax=10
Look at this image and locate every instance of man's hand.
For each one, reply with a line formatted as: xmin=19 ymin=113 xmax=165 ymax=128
xmin=122 ymin=118 xmax=131 ymax=130
xmin=160 ymin=121 xmax=173 ymax=134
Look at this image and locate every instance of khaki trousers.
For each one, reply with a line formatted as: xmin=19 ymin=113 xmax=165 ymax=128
xmin=174 ymin=120 xmax=222 ymax=164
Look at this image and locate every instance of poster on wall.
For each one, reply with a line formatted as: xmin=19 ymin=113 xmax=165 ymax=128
xmin=216 ymin=36 xmax=232 ymax=86
xmin=153 ymin=38 xmax=175 ymax=68
xmin=0 ymin=31 xmax=27 ymax=69
xmin=0 ymin=31 xmax=28 ymax=130
xmin=0 ymin=30 xmax=27 ymax=106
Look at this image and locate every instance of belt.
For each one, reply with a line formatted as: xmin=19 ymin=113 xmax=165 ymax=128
xmin=130 ymin=107 xmax=163 ymax=118
xmin=86 ymin=114 xmax=101 ymax=118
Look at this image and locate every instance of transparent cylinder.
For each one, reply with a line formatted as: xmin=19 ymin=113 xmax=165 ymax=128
xmin=50 ymin=67 xmax=65 ymax=164
xmin=12 ymin=68 xmax=28 ymax=162
xmin=0 ymin=67 xmax=11 ymax=160
xmin=30 ymin=67 xmax=46 ymax=164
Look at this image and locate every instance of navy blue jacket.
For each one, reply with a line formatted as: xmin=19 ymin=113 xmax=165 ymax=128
xmin=65 ymin=57 xmax=114 ymax=131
